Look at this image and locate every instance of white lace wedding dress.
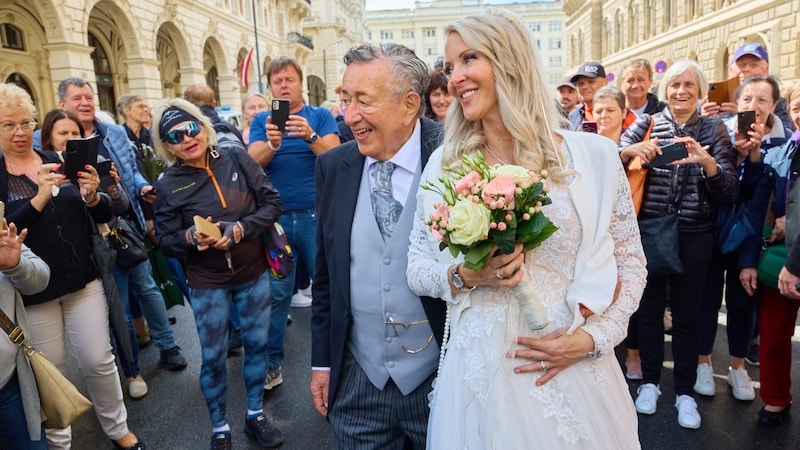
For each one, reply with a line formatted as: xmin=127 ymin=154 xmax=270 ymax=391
xmin=407 ymin=138 xmax=646 ymax=450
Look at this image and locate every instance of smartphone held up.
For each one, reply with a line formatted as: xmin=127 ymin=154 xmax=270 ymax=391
xmin=271 ymin=99 xmax=290 ymax=132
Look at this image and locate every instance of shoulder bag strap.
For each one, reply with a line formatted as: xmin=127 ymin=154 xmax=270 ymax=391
xmin=0 ymin=306 xmax=26 ymax=348
xmin=643 ymin=117 xmax=654 ymax=142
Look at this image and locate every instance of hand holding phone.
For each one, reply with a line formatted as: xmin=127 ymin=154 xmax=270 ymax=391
xmin=271 ymin=99 xmax=290 ymax=132
xmin=642 ymin=142 xmax=689 ymax=169
xmin=64 ymin=135 xmax=99 ymax=180
xmin=737 ymin=110 xmax=756 ymax=138
xmin=193 ymin=215 xmax=221 ymax=239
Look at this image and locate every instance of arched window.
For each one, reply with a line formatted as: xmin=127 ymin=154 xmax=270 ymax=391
xmin=663 ymin=0 xmax=672 ymax=30
xmin=602 ymin=18 xmax=609 ymax=54
xmin=88 ymin=32 xmax=117 ymax=116
xmin=628 ymin=2 xmax=636 ymax=46
xmin=5 ymin=73 xmax=34 ymax=103
xmin=206 ymin=66 xmax=220 ymax=105
xmin=615 ymin=11 xmax=624 ymax=52
xmin=644 ymin=0 xmax=651 ymax=38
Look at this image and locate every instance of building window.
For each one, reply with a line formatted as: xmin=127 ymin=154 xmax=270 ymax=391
xmin=548 ymin=38 xmax=561 ymax=50
xmin=380 ymin=31 xmax=394 ymax=40
xmin=402 ymin=29 xmax=414 ymax=39
xmin=0 ymin=23 xmax=25 ymax=51
xmin=368 ymin=31 xmax=372 ymax=41
xmin=424 ymin=45 xmax=435 ymax=56
xmin=550 ymin=73 xmax=560 ymax=86
xmin=549 ymin=56 xmax=562 ymax=68
xmin=424 ymin=27 xmax=435 ymax=38
xmin=548 ymin=21 xmax=561 ymax=32
xmin=530 ymin=22 xmax=541 ymax=32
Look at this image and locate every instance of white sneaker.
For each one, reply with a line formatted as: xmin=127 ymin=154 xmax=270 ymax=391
xmin=299 ymin=284 xmax=312 ymax=297
xmin=675 ymin=394 xmax=701 ymax=429
xmin=128 ymin=378 xmax=148 ymax=400
xmin=291 ymin=292 xmax=312 ymax=307
xmin=635 ymin=383 xmax=661 ymax=415
xmin=693 ymin=363 xmax=716 ymax=396
xmin=727 ymin=367 xmax=756 ymax=401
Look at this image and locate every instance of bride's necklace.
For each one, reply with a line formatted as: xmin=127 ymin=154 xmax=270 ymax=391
xmin=483 ymin=144 xmax=510 ymax=166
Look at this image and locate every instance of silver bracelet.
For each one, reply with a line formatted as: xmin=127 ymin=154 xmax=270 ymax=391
xmin=267 ymin=141 xmax=280 ymax=151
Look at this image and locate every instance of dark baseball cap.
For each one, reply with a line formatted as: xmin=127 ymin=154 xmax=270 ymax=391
xmin=571 ymin=61 xmax=606 ymax=82
xmin=557 ymin=76 xmax=576 ymax=90
xmin=733 ymin=43 xmax=768 ymax=64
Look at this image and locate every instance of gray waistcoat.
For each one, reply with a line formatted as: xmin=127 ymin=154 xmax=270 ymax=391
xmin=348 ymin=160 xmax=439 ymax=395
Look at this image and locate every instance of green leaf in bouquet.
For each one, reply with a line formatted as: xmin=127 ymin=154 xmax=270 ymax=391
xmin=521 ymin=220 xmax=558 ymax=252
xmin=493 ymin=226 xmax=517 ymax=254
xmin=517 ymin=212 xmax=549 ymax=235
xmin=464 ymin=240 xmax=494 ymax=270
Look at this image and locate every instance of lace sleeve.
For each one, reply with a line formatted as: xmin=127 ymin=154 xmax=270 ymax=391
xmin=407 ymin=156 xmax=458 ymax=304
xmin=581 ymin=158 xmax=647 ymax=357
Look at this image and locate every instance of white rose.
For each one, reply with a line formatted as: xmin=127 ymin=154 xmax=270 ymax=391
xmin=448 ymin=199 xmax=491 ymax=246
xmin=490 ymin=164 xmax=531 ymax=181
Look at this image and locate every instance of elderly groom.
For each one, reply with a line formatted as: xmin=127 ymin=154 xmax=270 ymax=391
xmin=310 ymin=43 xmax=446 ymax=449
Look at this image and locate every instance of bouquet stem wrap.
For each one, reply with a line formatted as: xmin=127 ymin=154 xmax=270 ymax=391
xmin=512 ymin=264 xmax=548 ymax=331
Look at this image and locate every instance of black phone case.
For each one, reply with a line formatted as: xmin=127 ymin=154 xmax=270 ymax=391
xmin=271 ymin=99 xmax=290 ymax=132
xmin=738 ymin=110 xmax=756 ymax=138
xmin=643 ymin=143 xmax=688 ymax=169
xmin=95 ymin=161 xmax=114 ymax=190
xmin=63 ymin=135 xmax=99 ymax=181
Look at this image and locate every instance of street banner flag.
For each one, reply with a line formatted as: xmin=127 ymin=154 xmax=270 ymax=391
xmin=240 ymin=48 xmax=254 ymax=87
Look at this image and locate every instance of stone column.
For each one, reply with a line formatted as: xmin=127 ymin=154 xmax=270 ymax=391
xmin=43 ymin=42 xmax=95 ymax=103
xmin=217 ymin=73 xmax=241 ymax=109
xmin=125 ymin=58 xmax=166 ymax=104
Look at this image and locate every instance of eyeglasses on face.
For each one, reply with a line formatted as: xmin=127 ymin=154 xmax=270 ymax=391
xmin=162 ymin=122 xmax=201 ymax=144
xmin=0 ymin=120 xmax=37 ymax=133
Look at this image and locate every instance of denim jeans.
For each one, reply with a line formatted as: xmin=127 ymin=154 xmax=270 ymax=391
xmin=0 ymin=372 xmax=48 ymax=450
xmin=190 ymin=270 xmax=272 ymax=427
xmin=268 ymin=209 xmax=317 ymax=369
xmin=114 ymin=259 xmax=179 ymax=357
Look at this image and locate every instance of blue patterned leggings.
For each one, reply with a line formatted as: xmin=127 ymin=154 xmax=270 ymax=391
xmin=189 ymin=271 xmax=271 ymax=427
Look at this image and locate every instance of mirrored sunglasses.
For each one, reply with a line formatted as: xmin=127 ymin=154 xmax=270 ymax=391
xmin=163 ymin=122 xmax=201 ymax=144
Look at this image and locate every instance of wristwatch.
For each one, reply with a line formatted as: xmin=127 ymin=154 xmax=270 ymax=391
xmin=305 ymin=132 xmax=318 ymax=144
xmin=450 ymin=264 xmax=475 ymax=292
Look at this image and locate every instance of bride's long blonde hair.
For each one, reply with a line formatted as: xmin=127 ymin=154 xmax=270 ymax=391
xmin=442 ymin=8 xmax=570 ymax=181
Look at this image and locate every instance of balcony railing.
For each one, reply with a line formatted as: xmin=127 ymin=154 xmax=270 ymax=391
xmin=287 ymin=32 xmax=314 ymax=50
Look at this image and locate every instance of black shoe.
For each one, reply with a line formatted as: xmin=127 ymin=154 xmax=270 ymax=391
xmin=228 ymin=329 xmax=243 ymax=355
xmin=210 ymin=432 xmax=232 ymax=450
xmin=113 ymin=439 xmax=145 ymax=450
xmin=244 ymin=414 xmax=284 ymax=448
xmin=159 ymin=346 xmax=187 ymax=371
xmin=759 ymin=404 xmax=791 ymax=426
xmin=746 ymin=342 xmax=760 ymax=366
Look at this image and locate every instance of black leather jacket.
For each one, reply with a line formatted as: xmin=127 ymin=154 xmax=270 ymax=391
xmin=620 ymin=107 xmax=739 ymax=233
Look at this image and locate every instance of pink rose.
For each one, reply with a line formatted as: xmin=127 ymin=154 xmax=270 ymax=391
xmin=454 ymin=171 xmax=483 ymax=197
xmin=481 ymin=175 xmax=517 ymax=210
xmin=428 ymin=204 xmax=451 ymax=242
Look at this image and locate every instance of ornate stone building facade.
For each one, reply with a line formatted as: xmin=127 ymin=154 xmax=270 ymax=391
xmin=564 ymin=0 xmax=800 ymax=86
xmin=0 ymin=0 xmax=363 ymax=116
xmin=366 ymin=0 xmax=568 ymax=89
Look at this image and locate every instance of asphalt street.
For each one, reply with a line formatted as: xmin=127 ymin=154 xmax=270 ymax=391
xmin=68 ymin=301 xmax=800 ymax=449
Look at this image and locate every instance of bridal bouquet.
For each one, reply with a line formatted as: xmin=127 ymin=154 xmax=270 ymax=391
xmin=422 ymin=152 xmax=558 ymax=330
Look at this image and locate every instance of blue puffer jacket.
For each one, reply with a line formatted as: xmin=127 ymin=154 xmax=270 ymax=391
xmin=34 ymin=119 xmax=150 ymax=228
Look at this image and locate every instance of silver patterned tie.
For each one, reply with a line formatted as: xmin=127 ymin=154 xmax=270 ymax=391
xmin=371 ymin=161 xmax=403 ymax=242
